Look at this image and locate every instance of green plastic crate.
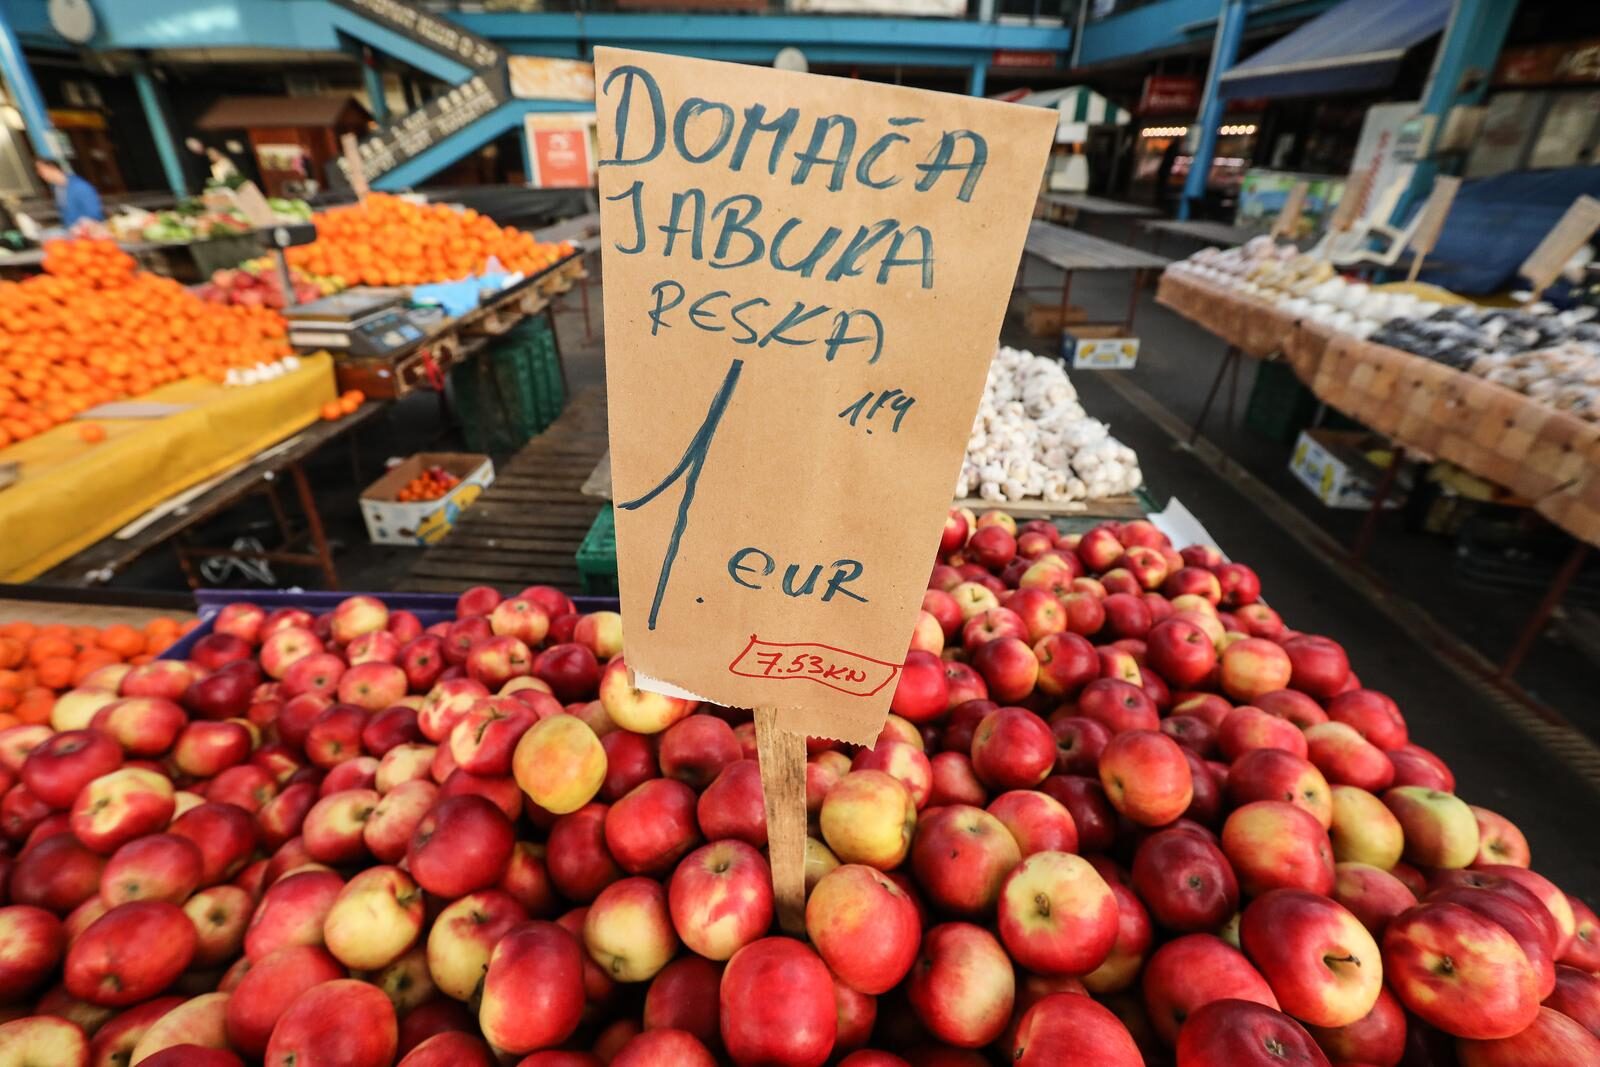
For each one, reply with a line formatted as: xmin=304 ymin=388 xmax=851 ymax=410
xmin=449 ymin=317 xmax=567 ymax=453
xmin=576 ymin=507 xmax=618 ymax=595
xmin=1244 ymin=360 xmax=1320 ymax=444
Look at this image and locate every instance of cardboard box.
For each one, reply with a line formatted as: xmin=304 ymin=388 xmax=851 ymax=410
xmin=361 ymin=453 xmax=494 ymax=546
xmin=1064 ymin=325 xmax=1140 ymax=370
xmin=1290 ymin=430 xmax=1407 ymax=510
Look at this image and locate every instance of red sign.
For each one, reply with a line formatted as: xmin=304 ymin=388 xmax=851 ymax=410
xmin=528 ymin=123 xmax=593 ymax=188
xmin=992 ymin=49 xmax=1059 ymax=70
xmin=1496 ymin=39 xmax=1600 ymax=86
xmin=1140 ymin=75 xmax=1200 ymax=115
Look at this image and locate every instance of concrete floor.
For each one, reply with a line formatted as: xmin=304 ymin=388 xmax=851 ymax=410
xmin=101 ymin=241 xmax=1600 ymax=900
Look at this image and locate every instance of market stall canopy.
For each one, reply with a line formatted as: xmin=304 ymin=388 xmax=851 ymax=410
xmin=1218 ymin=0 xmax=1452 ymax=100
xmin=996 ymin=86 xmax=1131 ymax=144
xmin=197 ymin=95 xmax=370 ymax=130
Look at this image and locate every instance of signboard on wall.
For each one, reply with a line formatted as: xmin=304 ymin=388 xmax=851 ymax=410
xmin=509 ymin=57 xmax=597 ymax=102
xmin=339 ymin=72 xmax=508 ymax=184
xmin=524 ymin=113 xmax=596 ymax=188
xmin=1139 ymin=76 xmax=1199 ymax=115
xmin=1496 ymin=38 xmax=1600 ymax=86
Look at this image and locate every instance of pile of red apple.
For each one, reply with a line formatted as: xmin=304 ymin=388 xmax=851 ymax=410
xmin=1 ymin=512 xmax=1599 ymax=1067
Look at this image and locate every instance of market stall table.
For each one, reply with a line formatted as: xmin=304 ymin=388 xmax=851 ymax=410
xmin=313 ymin=250 xmax=586 ymax=401
xmin=1018 ymin=220 xmax=1171 ymax=338
xmin=36 ymin=401 xmax=383 ymax=590
xmin=535 ymin=212 xmax=601 ymax=343
xmin=1140 ymin=218 xmax=1259 ymax=253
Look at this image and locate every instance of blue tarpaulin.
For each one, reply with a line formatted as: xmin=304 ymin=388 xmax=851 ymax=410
xmin=1416 ymin=166 xmax=1600 ymax=295
xmin=1219 ymin=0 xmax=1453 ymax=99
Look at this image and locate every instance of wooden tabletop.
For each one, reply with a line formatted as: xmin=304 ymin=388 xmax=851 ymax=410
xmin=1040 ymin=193 xmax=1159 ymax=218
xmin=38 ymin=402 xmax=385 ymax=586
xmin=1141 ymin=218 xmax=1259 ymax=247
xmin=1024 ymin=220 xmax=1172 ymax=273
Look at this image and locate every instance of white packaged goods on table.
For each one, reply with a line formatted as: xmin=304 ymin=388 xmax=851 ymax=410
xmin=958 ymin=346 xmax=1143 ymax=504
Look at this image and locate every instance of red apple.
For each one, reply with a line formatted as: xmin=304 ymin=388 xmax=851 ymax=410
xmin=986 ymin=790 xmax=1077 ymax=856
xmin=1042 ymin=775 xmax=1115 ymax=853
xmin=1146 ymin=618 xmax=1217 ymax=688
xmin=0 ymin=905 xmax=63 ymax=1002
xmin=909 ymin=924 xmax=1013 ymax=1050
xmin=997 ymin=851 xmax=1117 ymax=975
xmin=21 ymin=731 xmax=122 ymax=810
xmin=1242 ymin=890 xmax=1382 ymax=1028
xmin=99 ymin=833 xmax=203 ymax=906
xmin=910 ymin=805 xmax=1022 ymax=917
xmin=806 ymin=863 xmax=918 ymax=994
xmin=266 ymin=978 xmax=397 ymax=1067
xmin=1012 ymin=992 xmax=1143 ymax=1067
xmin=1227 ymin=749 xmax=1333 ymax=827
xmin=475 ymin=921 xmax=584 ymax=1053
xmin=662 ymin=838 xmax=773 ymax=964
xmin=721 ymin=937 xmax=836 ymax=1065
xmin=532 ymin=643 xmax=602 ymax=704
xmin=1099 ymin=730 xmax=1191 ymax=826
xmin=408 ymin=794 xmax=514 ymax=898
xmin=1133 ymin=827 xmax=1238 ymax=932
xmin=65 ymin=900 xmax=195 ymax=1006
xmin=1457 ymin=1005 xmax=1600 ymax=1067
xmin=1176 ymin=998 xmax=1329 ymax=1066
xmin=1220 ymin=639 xmax=1294 ymax=702
xmin=244 ymin=868 xmax=343 ymax=961
xmin=69 ymin=767 xmax=174 ymax=854
xmin=1077 ymin=678 xmax=1159 ymax=736
xmin=1470 ymin=806 xmax=1531 ymax=868
xmin=10 ymin=832 xmax=105 ymax=913
xmin=971 ymin=707 xmax=1053 ymax=790
xmin=1223 ymin=801 xmax=1335 ymax=896
xmin=1384 ymin=900 xmax=1542 ymax=1039
xmin=1142 ymin=932 xmax=1278 ymax=1044
xmin=968 ymin=638 xmax=1036 ymax=705
xmin=1282 ymin=635 xmax=1350 ymax=699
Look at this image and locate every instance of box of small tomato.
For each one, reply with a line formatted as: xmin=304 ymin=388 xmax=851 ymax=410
xmin=359 ymin=452 xmax=494 ymax=546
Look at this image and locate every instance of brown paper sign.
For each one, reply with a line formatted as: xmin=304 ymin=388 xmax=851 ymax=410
xmin=1271 ymin=181 xmax=1308 ymax=239
xmin=1406 ymin=175 xmax=1460 ymax=282
xmin=340 ymin=133 xmax=371 ymax=201
xmin=595 ymin=47 xmax=1055 ymax=745
xmin=233 ymin=182 xmax=278 ymax=229
xmin=1328 ymin=168 xmax=1371 ymax=234
xmin=1520 ymin=195 xmax=1600 ymax=297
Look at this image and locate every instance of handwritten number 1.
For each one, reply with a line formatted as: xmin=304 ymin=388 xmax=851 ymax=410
xmin=619 ymin=358 xmax=745 ymax=631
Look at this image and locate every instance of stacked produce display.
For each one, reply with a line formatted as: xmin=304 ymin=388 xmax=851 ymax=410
xmin=960 ymin=347 xmax=1143 ymax=504
xmin=3 ymin=508 xmax=1596 ymax=1066
xmin=1370 ymin=305 xmax=1600 ymax=421
xmin=0 ymin=240 xmax=290 ymax=446
xmin=103 ymin=198 xmax=313 ymax=246
xmin=0 ymin=618 xmax=195 ymax=729
xmin=1166 ymin=238 xmax=1449 ymax=340
xmin=285 ymin=195 xmax=575 ymax=288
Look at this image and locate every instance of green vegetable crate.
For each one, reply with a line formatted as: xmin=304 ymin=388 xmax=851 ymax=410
xmin=450 ymin=317 xmax=566 ymax=454
xmin=576 ymin=507 xmax=618 ymax=595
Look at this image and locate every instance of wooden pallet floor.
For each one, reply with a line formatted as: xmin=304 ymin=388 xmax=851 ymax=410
xmin=400 ymin=386 xmax=609 ymax=594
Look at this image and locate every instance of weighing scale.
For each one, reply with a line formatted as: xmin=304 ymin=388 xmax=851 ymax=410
xmin=284 ymin=290 xmax=438 ymax=358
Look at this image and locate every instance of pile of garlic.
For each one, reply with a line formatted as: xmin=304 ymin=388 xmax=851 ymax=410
xmin=957 ymin=346 xmax=1143 ymax=503
xmin=223 ymin=355 xmax=304 ymax=388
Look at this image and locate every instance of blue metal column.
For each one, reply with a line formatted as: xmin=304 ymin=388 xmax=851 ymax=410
xmin=132 ymin=64 xmax=188 ymax=198
xmin=1390 ymin=0 xmax=1517 ymax=223
xmin=0 ymin=5 xmax=56 ymax=159
xmin=361 ymin=49 xmax=391 ymax=127
xmin=968 ymin=60 xmax=988 ymax=98
xmin=1180 ymin=0 xmax=1247 ymax=221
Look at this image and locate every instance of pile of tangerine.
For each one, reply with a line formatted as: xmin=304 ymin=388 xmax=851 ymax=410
xmin=286 ymin=193 xmax=573 ymax=287
xmin=0 ymin=240 xmax=290 ymax=449
xmin=395 ymin=465 xmax=463 ymax=503
xmin=320 ymin=389 xmax=366 ymax=422
xmin=0 ymin=617 xmax=197 ymax=728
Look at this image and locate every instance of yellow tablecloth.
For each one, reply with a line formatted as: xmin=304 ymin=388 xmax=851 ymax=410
xmin=0 ymin=355 xmax=337 ymax=581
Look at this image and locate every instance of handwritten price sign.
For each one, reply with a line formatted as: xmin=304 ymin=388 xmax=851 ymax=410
xmin=598 ymin=48 xmax=1054 ymax=745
